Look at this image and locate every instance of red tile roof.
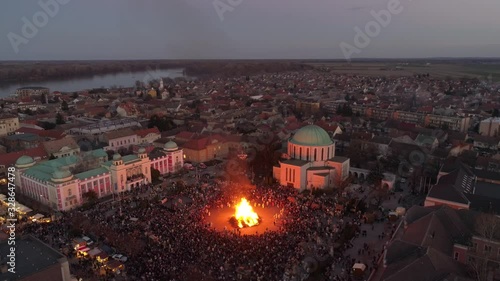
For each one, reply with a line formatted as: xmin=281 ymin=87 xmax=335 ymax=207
xmin=175 ymin=131 xmax=197 ymax=141
xmin=0 ymin=146 xmax=48 ymax=166
xmin=135 ymin=127 xmax=160 ymax=138
xmin=182 ymin=135 xmax=226 ymax=151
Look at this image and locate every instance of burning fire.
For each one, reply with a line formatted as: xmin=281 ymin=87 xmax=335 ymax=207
xmin=234 ymin=198 xmax=260 ymax=228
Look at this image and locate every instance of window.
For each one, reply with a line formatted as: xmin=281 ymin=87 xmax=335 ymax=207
xmin=454 ymin=252 xmax=459 ymax=260
xmin=68 ymin=189 xmax=72 ymax=196
xmin=314 ymin=149 xmax=317 ymax=161
xmin=484 ymin=245 xmax=492 ymax=253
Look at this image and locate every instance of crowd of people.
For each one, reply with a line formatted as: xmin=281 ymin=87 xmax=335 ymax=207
xmin=19 ymin=178 xmax=394 ymax=281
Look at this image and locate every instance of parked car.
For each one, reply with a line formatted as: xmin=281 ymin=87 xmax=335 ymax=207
xmin=112 ymin=254 xmax=128 ymax=262
xmin=198 ymin=163 xmax=207 ymax=169
xmin=82 ymin=236 xmax=94 ymax=246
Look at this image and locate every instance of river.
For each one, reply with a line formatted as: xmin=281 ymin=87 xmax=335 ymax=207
xmin=0 ymin=69 xmax=186 ymax=98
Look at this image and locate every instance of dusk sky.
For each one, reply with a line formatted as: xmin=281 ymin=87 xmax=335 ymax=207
xmin=1 ymin=0 xmax=500 ymax=60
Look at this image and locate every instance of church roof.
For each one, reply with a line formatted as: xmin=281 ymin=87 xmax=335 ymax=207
xmin=290 ymin=125 xmax=333 ymax=146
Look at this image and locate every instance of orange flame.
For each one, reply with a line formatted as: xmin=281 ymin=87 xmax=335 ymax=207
xmin=234 ymin=198 xmax=260 ymax=228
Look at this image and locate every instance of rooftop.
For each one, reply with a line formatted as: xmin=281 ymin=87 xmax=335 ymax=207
xmin=74 ymin=167 xmax=109 ymax=180
xmin=23 ymin=155 xmax=79 ymax=182
xmin=281 ymin=159 xmax=310 ymax=167
xmin=0 ymin=235 xmax=66 ymax=280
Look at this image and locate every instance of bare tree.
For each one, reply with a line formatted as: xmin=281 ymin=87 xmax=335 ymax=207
xmin=468 ymin=258 xmax=489 ymax=281
xmin=475 ymin=213 xmax=500 ymax=241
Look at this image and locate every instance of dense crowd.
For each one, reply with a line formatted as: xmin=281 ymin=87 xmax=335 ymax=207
xmin=20 ymin=180 xmax=389 ymax=281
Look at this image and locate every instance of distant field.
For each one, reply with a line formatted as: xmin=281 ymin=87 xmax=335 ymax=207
xmin=306 ymin=62 xmax=500 ymax=82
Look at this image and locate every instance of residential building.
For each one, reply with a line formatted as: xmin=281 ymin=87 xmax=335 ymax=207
xmin=15 ymin=86 xmax=50 ymax=98
xmin=1 ymin=133 xmax=41 ymax=151
xmin=295 ymin=100 xmax=320 ymax=115
xmin=393 ymin=111 xmax=426 ymax=125
xmin=0 ymin=115 xmax=20 ymax=136
xmin=181 ymin=134 xmax=228 ymax=163
xmin=374 ymin=205 xmax=473 ymax=281
xmin=103 ymin=128 xmax=138 ymax=152
xmin=42 ymin=137 xmax=80 ymax=159
xmin=479 ymin=117 xmax=500 ymax=137
xmin=135 ymin=127 xmax=161 ymax=144
xmin=425 ymin=114 xmax=471 ymax=132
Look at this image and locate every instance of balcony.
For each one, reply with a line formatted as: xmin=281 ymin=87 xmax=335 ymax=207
xmin=126 ymin=174 xmax=145 ymax=183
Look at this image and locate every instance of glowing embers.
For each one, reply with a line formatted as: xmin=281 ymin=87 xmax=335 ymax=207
xmin=231 ymin=198 xmax=261 ymax=228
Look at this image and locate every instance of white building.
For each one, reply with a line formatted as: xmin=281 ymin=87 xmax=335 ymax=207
xmin=479 ymin=117 xmax=500 ymax=137
xmin=273 ymin=125 xmax=350 ymax=190
xmin=149 ymin=141 xmax=184 ymax=174
xmin=0 ymin=115 xmax=20 ymax=136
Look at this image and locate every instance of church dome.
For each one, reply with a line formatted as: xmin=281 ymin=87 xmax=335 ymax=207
xmin=113 ymin=153 xmax=122 ymax=161
xmin=290 ymin=125 xmax=333 ymax=146
xmin=164 ymin=141 xmax=178 ymax=151
xmin=16 ymin=155 xmax=35 ymax=166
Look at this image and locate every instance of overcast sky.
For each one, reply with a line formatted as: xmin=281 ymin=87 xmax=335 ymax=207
xmin=1 ymin=0 xmax=499 ymax=60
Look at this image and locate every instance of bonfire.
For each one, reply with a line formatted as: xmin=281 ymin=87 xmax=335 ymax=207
xmin=231 ymin=198 xmax=261 ymax=228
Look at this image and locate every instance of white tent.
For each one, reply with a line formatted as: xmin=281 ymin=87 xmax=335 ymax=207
xmin=352 ymin=263 xmax=366 ymax=271
xmin=32 ymin=214 xmax=44 ymax=221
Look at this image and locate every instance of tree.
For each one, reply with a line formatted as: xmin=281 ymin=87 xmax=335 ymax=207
xmin=82 ymin=190 xmax=98 ymax=203
xmin=367 ymin=164 xmax=384 ymax=188
xmin=371 ymin=186 xmax=389 ymax=206
xmin=40 ymin=93 xmax=47 ymax=104
xmin=148 ymin=115 xmax=176 ymax=132
xmin=61 ymin=100 xmax=69 ymax=111
xmin=475 ymin=213 xmax=500 ymax=240
xmin=335 ymin=176 xmax=352 ymax=192
xmin=151 ymin=168 xmax=161 ymax=183
xmin=72 ymin=92 xmax=79 ymax=99
xmin=56 ymin=113 xmax=65 ymax=124
xmin=493 ymin=108 xmax=499 ymax=117
xmin=39 ymin=121 xmax=56 ymax=130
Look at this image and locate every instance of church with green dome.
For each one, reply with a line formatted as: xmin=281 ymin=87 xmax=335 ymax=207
xmin=273 ymin=125 xmax=350 ymax=190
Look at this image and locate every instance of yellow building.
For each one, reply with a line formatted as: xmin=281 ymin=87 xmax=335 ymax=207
xmin=148 ymin=88 xmax=157 ymax=98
